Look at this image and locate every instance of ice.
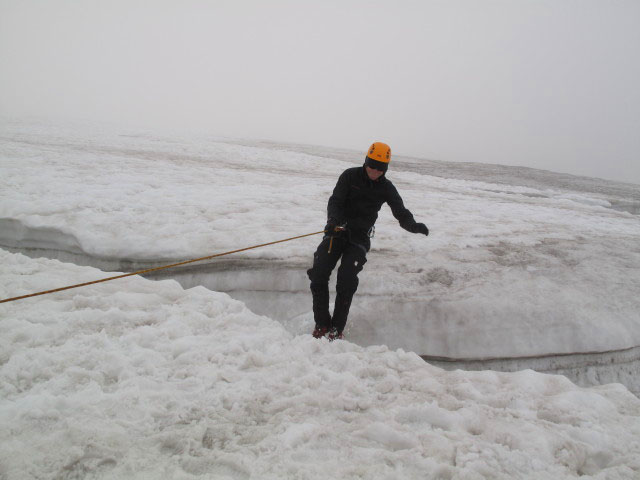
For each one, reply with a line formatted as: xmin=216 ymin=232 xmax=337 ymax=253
xmin=1 ymin=119 xmax=640 ymax=476
xmin=1 ymin=250 xmax=640 ymax=479
xmin=1 ymin=119 xmax=640 ymax=391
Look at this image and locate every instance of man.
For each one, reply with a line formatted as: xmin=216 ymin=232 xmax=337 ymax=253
xmin=307 ymin=142 xmax=429 ymax=340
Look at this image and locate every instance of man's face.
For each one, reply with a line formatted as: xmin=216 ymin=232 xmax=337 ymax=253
xmin=365 ymin=165 xmax=385 ymax=181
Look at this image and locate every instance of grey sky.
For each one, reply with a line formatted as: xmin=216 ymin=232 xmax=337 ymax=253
xmin=1 ymin=0 xmax=639 ymax=184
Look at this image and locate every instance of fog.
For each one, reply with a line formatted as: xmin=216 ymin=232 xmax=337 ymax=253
xmin=1 ymin=0 xmax=639 ymax=184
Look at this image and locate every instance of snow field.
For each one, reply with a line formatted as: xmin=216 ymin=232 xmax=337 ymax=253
xmin=2 ymin=122 xmax=640 ymax=360
xmin=1 ymin=250 xmax=640 ymax=479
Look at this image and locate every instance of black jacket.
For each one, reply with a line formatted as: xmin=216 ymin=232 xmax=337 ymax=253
xmin=327 ymin=166 xmax=418 ymax=250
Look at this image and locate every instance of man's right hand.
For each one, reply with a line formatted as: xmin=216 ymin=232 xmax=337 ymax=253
xmin=324 ymin=218 xmax=339 ymax=234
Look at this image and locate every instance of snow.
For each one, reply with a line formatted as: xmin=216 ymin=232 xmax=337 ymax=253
xmin=2 ymin=250 xmax=640 ymax=479
xmin=1 ymin=119 xmax=639 ymax=361
xmin=1 ymin=119 xmax=640 ymax=477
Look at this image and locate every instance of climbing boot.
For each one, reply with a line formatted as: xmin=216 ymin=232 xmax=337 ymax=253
xmin=312 ymin=326 xmax=329 ymax=339
xmin=327 ymin=328 xmax=344 ymax=341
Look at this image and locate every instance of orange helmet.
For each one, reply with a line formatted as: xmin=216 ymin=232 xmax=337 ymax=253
xmin=365 ymin=142 xmax=391 ymax=172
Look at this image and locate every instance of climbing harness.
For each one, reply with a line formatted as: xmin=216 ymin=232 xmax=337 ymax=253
xmin=0 ymin=230 xmax=325 ymax=304
xmin=367 ymin=225 xmax=375 ymax=239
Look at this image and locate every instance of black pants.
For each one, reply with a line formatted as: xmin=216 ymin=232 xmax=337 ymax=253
xmin=307 ymin=236 xmax=367 ymax=333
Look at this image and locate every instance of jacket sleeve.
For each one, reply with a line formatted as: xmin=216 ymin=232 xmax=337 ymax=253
xmin=386 ymin=182 xmax=418 ymax=232
xmin=326 ymin=169 xmax=350 ymax=222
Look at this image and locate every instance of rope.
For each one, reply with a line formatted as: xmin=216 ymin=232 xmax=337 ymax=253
xmin=0 ymin=230 xmax=325 ymax=304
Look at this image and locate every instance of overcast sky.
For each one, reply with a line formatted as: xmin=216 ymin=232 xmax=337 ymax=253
xmin=1 ymin=0 xmax=639 ymax=184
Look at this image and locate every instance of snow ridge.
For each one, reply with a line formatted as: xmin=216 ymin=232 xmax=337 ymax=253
xmin=5 ymin=224 xmax=640 ymax=396
xmin=2 ymin=250 xmax=640 ymax=479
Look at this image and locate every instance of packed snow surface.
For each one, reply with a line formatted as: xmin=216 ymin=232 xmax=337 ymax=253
xmin=2 ymin=250 xmax=640 ymax=479
xmin=1 ymin=120 xmax=639 ymax=360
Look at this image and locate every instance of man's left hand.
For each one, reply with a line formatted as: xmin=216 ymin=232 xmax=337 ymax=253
xmin=413 ymin=223 xmax=429 ymax=236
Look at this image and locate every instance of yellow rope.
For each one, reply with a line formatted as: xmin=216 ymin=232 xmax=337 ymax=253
xmin=1 ymin=230 xmax=325 ymax=304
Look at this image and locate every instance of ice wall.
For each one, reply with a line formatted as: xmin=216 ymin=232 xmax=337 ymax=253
xmin=150 ymin=264 xmax=640 ymax=396
xmin=3 ymin=225 xmax=639 ymax=397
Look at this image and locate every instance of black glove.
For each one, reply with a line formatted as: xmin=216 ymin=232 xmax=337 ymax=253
xmin=324 ymin=218 xmax=338 ymax=234
xmin=413 ymin=223 xmax=429 ymax=236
